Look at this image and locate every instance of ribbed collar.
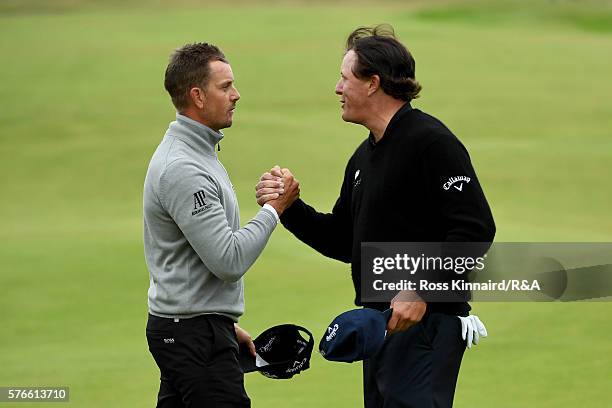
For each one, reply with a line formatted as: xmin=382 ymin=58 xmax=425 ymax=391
xmin=368 ymin=102 xmax=412 ymax=148
xmin=171 ymin=113 xmax=224 ymax=156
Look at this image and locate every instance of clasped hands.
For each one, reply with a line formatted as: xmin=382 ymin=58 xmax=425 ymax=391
xmin=255 ymin=165 xmax=300 ymax=215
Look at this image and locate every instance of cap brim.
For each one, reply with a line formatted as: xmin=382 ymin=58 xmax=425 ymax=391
xmin=239 ymin=347 xmax=258 ymax=373
xmin=239 ymin=343 xmax=271 ymax=373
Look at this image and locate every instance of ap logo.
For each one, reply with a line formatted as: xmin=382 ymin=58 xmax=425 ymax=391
xmin=192 ymin=190 xmax=212 ymax=215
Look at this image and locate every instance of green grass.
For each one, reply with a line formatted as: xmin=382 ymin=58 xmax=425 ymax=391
xmin=1 ymin=1 xmax=611 ymax=407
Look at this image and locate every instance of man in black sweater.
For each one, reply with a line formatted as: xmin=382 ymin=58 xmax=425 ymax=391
xmin=257 ymin=25 xmax=495 ymax=407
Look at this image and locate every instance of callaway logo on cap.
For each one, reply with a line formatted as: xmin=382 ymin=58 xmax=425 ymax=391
xmin=239 ymin=324 xmax=314 ymax=379
xmin=319 ymin=308 xmax=392 ymax=362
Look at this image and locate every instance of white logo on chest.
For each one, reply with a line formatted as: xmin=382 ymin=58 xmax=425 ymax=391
xmin=353 ymin=170 xmax=361 ymax=188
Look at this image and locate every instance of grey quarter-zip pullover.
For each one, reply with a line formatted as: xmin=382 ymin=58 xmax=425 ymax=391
xmin=143 ymin=114 xmax=278 ymax=321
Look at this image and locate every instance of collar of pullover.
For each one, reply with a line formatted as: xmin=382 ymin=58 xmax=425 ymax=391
xmin=173 ymin=113 xmax=224 ymax=156
xmin=368 ymin=102 xmax=412 ymax=149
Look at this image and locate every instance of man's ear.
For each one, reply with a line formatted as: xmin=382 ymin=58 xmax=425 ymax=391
xmin=367 ymin=75 xmax=380 ymax=96
xmin=189 ymin=87 xmax=206 ymax=109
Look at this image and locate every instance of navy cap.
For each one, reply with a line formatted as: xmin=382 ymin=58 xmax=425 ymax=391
xmin=319 ymin=308 xmax=392 ymax=362
xmin=239 ymin=324 xmax=314 ymax=379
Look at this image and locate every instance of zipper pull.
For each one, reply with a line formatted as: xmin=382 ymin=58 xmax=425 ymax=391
xmin=217 ymin=143 xmax=221 ymax=152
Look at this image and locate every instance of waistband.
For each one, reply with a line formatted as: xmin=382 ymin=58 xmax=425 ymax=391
xmin=147 ymin=313 xmax=234 ymax=325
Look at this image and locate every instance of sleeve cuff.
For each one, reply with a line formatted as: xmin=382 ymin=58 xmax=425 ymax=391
xmin=262 ymin=203 xmax=280 ymax=224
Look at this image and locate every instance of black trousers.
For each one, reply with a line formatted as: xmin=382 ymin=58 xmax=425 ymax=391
xmin=363 ymin=313 xmax=466 ymax=408
xmin=146 ymin=314 xmax=250 ymax=408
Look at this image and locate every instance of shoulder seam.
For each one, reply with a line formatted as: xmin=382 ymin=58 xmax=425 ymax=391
xmin=163 ymin=136 xmax=177 ymax=168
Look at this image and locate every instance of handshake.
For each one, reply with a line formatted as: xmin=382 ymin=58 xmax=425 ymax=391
xmin=255 ymin=165 xmax=300 ymax=216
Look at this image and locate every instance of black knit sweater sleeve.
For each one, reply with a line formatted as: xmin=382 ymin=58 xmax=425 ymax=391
xmin=279 ymin=161 xmax=354 ymax=263
xmin=422 ymin=134 xmax=496 ymax=244
xmin=413 ymin=134 xmax=496 ymax=303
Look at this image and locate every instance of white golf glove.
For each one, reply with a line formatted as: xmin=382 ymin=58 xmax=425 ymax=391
xmin=458 ymin=315 xmax=488 ymax=349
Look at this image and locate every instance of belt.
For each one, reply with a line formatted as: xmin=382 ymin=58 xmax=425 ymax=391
xmin=148 ymin=313 xmax=233 ymax=325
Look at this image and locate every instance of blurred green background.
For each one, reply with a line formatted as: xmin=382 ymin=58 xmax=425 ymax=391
xmin=1 ymin=0 xmax=611 ymax=406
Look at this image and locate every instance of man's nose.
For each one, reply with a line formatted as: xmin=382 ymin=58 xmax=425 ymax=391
xmin=335 ymin=80 xmax=342 ymax=95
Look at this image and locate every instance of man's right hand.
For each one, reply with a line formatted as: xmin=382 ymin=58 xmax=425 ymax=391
xmin=387 ymin=290 xmax=427 ymax=335
xmin=256 ymin=166 xmax=284 ymax=205
xmin=256 ymin=165 xmax=299 ymax=215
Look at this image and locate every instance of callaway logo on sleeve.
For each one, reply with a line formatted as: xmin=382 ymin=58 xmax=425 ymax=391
xmin=442 ymin=176 xmax=471 ymax=192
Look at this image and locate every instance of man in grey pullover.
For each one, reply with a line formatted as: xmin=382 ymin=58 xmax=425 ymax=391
xmin=143 ymin=42 xmax=298 ymax=407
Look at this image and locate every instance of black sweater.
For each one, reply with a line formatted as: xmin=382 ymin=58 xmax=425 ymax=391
xmin=280 ymin=104 xmax=495 ymax=315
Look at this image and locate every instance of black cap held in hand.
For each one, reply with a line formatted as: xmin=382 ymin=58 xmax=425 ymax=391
xmin=319 ymin=308 xmax=392 ymax=363
xmin=239 ymin=324 xmax=314 ymax=380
